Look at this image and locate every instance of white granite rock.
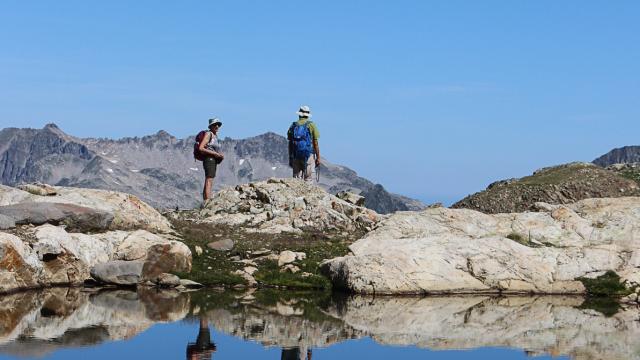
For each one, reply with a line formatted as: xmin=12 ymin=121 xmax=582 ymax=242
xmin=322 ymin=197 xmax=640 ymax=294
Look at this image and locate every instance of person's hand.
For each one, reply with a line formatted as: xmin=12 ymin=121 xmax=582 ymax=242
xmin=216 ymin=153 xmax=224 ymax=161
xmin=315 ymin=157 xmax=320 ymax=168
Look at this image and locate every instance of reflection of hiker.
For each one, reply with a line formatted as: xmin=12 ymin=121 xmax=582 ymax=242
xmin=186 ymin=318 xmax=217 ymax=360
xmin=281 ymin=346 xmax=312 ymax=360
xmin=288 ymin=105 xmax=320 ymax=182
xmin=195 ymin=118 xmax=224 ymax=201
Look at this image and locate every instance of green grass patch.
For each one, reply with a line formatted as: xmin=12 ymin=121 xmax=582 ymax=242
xmin=169 ymin=217 xmax=354 ymax=289
xmin=253 ymin=260 xmax=332 ymax=290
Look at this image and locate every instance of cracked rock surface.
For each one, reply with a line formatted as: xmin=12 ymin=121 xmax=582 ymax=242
xmin=321 ymin=197 xmax=640 ymax=294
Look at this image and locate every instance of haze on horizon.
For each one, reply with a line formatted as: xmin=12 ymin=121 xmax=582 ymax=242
xmin=1 ymin=1 xmax=639 ymax=204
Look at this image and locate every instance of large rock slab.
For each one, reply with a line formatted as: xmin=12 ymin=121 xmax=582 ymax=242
xmin=0 ymin=202 xmax=113 ymax=232
xmin=0 ymin=184 xmax=171 ymax=233
xmin=198 ymin=178 xmax=381 ymax=234
xmin=321 ymin=197 xmax=640 ymax=294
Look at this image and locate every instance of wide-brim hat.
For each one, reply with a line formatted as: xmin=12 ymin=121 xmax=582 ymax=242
xmin=296 ymin=105 xmax=312 ymax=118
xmin=208 ymin=118 xmax=222 ymax=127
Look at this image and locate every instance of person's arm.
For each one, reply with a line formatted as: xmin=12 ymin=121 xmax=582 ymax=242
xmin=198 ymin=133 xmax=224 ymax=159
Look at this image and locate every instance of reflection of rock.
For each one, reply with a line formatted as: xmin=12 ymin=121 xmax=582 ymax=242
xmin=327 ymin=295 xmax=640 ymax=360
xmin=322 ymin=198 xmax=640 ymax=294
xmin=0 ymin=288 xmax=190 ymax=358
xmin=200 ymin=292 xmax=359 ymax=349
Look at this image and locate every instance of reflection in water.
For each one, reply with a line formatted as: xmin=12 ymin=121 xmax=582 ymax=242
xmin=0 ymin=287 xmax=639 ymax=359
xmin=0 ymin=287 xmax=189 ymax=358
xmin=281 ymin=347 xmax=311 ymax=360
xmin=186 ymin=318 xmax=216 ymax=360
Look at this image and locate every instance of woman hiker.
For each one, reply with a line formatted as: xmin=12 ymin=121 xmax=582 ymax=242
xmin=198 ymin=118 xmax=224 ymax=201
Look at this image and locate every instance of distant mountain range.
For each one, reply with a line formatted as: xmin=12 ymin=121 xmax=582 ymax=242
xmin=0 ymin=124 xmax=425 ymax=213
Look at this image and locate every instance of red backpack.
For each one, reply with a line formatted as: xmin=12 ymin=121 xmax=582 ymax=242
xmin=193 ymin=130 xmax=208 ymax=161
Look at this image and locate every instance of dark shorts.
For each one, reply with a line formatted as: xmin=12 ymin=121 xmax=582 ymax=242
xmin=203 ymin=157 xmax=217 ymax=178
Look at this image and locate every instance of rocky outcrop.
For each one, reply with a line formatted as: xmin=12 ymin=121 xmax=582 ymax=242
xmin=452 ymin=162 xmax=640 ymax=213
xmin=0 ymin=224 xmax=191 ymax=293
xmin=0 ymin=124 xmax=424 ymax=213
xmin=0 ymin=184 xmax=190 ymax=293
xmin=196 ymin=178 xmax=381 ymax=234
xmin=321 ymin=196 xmax=640 ymax=295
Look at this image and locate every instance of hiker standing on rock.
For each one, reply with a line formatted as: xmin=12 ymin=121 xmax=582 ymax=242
xmin=196 ymin=118 xmax=224 ymax=201
xmin=288 ymin=105 xmax=320 ymax=181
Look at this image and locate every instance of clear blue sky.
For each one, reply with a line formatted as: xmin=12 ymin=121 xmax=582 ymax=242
xmin=1 ymin=1 xmax=639 ymax=203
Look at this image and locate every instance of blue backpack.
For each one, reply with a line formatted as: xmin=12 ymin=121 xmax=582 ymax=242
xmin=290 ymin=121 xmax=314 ymax=162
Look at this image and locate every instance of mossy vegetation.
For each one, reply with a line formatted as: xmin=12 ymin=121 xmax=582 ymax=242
xmin=170 ymin=216 xmax=355 ymax=289
xmin=578 ymin=270 xmax=632 ymax=297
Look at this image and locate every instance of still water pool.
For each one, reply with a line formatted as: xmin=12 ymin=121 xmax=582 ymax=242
xmin=0 ymin=287 xmax=634 ymax=359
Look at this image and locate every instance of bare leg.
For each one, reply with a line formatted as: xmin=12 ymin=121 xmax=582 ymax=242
xmin=203 ymin=177 xmax=214 ymax=200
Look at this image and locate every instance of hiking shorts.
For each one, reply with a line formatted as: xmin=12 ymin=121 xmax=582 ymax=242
xmin=292 ymin=154 xmax=315 ymax=181
xmin=203 ymin=157 xmax=217 ymax=178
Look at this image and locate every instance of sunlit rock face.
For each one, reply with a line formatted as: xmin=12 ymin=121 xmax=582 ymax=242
xmin=325 ymin=295 xmax=640 ymax=360
xmin=0 ymin=288 xmax=190 ymax=358
xmin=322 ymin=197 xmax=640 ymax=294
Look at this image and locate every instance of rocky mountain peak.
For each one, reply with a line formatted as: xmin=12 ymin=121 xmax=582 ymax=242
xmin=593 ymin=145 xmax=640 ymax=167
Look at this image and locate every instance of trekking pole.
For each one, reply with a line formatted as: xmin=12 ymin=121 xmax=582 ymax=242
xmin=316 ymin=163 xmax=320 ymax=182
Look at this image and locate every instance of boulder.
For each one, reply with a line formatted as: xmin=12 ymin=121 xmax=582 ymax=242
xmin=321 ymin=197 xmax=640 ymax=295
xmin=336 ymin=191 xmax=365 ymax=206
xmin=207 ymin=239 xmax=234 ymax=251
xmin=141 ymin=242 xmax=192 ymax=280
xmin=278 ymin=251 xmax=306 ymax=267
xmin=90 ymin=260 xmax=144 ymax=285
xmin=155 ymin=273 xmax=181 ymax=287
xmin=0 ymin=202 xmax=114 ymax=231
xmin=114 ymin=230 xmax=169 ymax=261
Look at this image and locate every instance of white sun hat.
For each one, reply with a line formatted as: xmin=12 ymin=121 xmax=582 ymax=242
xmin=296 ymin=105 xmax=312 ymax=118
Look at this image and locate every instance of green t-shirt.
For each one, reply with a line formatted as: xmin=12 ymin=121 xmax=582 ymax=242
xmin=288 ymin=119 xmax=320 ymax=140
